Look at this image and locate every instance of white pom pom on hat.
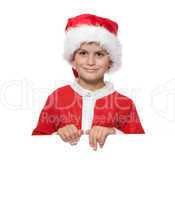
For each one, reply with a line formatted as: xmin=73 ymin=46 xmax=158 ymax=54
xmin=63 ymin=13 xmax=122 ymax=78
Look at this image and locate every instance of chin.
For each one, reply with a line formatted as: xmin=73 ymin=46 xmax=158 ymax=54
xmin=80 ymin=74 xmax=103 ymax=83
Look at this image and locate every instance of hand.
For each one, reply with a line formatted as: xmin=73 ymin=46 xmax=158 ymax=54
xmin=86 ymin=126 xmax=116 ymax=151
xmin=57 ymin=124 xmax=83 ymax=145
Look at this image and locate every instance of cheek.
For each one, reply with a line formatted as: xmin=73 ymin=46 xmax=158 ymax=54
xmin=74 ymin=55 xmax=87 ymax=65
xmin=73 ymin=59 xmax=87 ymax=72
xmin=96 ymin=58 xmax=110 ymax=69
xmin=76 ymin=61 xmax=86 ymax=70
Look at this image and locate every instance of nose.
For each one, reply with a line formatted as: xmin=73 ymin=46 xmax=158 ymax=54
xmin=87 ymin=54 xmax=95 ymax=66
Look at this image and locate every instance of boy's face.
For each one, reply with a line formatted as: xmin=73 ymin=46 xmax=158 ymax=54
xmin=71 ymin=42 xmax=112 ymax=83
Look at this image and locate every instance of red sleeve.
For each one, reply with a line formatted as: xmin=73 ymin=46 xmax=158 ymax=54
xmin=32 ymin=94 xmax=59 ymax=135
xmin=117 ymin=100 xmax=145 ymax=134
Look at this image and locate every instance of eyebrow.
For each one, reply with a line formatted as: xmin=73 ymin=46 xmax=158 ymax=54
xmin=76 ymin=48 xmax=108 ymax=54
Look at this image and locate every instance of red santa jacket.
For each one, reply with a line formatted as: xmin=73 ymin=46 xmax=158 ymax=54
xmin=32 ymin=80 xmax=145 ymax=135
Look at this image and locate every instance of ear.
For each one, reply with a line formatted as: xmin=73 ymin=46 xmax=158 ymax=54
xmin=106 ymin=60 xmax=112 ymax=72
xmin=108 ymin=60 xmax=113 ymax=69
xmin=72 ymin=63 xmax=77 ymax=70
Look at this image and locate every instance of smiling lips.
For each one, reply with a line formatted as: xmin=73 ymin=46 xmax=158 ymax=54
xmin=84 ymin=68 xmax=98 ymax=72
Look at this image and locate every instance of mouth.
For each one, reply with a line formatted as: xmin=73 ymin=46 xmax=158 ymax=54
xmin=84 ymin=68 xmax=99 ymax=73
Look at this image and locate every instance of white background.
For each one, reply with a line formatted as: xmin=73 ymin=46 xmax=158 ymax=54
xmin=0 ymin=0 xmax=175 ymax=199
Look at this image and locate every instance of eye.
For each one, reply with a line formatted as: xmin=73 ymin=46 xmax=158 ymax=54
xmin=78 ymin=51 xmax=88 ymax=56
xmin=96 ymin=52 xmax=104 ymax=57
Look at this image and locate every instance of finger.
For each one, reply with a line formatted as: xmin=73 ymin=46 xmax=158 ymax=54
xmin=77 ymin=129 xmax=83 ymax=137
xmin=91 ymin=131 xmax=98 ymax=151
xmin=96 ymin=129 xmax=103 ymax=148
xmin=64 ymin=129 xmax=73 ymax=141
xmin=96 ymin=130 xmax=103 ymax=147
xmin=61 ymin=133 xmax=69 ymax=142
xmin=69 ymin=133 xmax=81 ymax=145
xmin=69 ymin=135 xmax=81 ymax=145
xmin=88 ymin=130 xmax=94 ymax=148
xmin=99 ymin=132 xmax=107 ymax=148
xmin=57 ymin=129 xmax=68 ymax=142
xmin=69 ymin=140 xmax=78 ymax=145
xmin=69 ymin=135 xmax=80 ymax=144
xmin=67 ymin=125 xmax=77 ymax=140
xmin=109 ymin=127 xmax=116 ymax=135
xmin=70 ymin=125 xmax=82 ymax=139
xmin=92 ymin=136 xmax=97 ymax=151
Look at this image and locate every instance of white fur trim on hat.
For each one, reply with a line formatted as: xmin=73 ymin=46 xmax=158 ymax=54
xmin=63 ymin=25 xmax=122 ymax=74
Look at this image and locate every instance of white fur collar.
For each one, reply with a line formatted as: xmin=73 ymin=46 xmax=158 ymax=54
xmin=70 ymin=79 xmax=115 ymax=99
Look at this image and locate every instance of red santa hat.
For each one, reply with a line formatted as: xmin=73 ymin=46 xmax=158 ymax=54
xmin=63 ymin=14 xmax=122 ymax=78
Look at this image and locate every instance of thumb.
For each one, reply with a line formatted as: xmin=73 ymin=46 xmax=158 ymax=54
xmin=110 ymin=127 xmax=116 ymax=134
xmin=78 ymin=129 xmax=84 ymax=136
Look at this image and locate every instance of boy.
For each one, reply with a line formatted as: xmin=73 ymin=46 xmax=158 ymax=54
xmin=32 ymin=14 xmax=145 ymax=150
